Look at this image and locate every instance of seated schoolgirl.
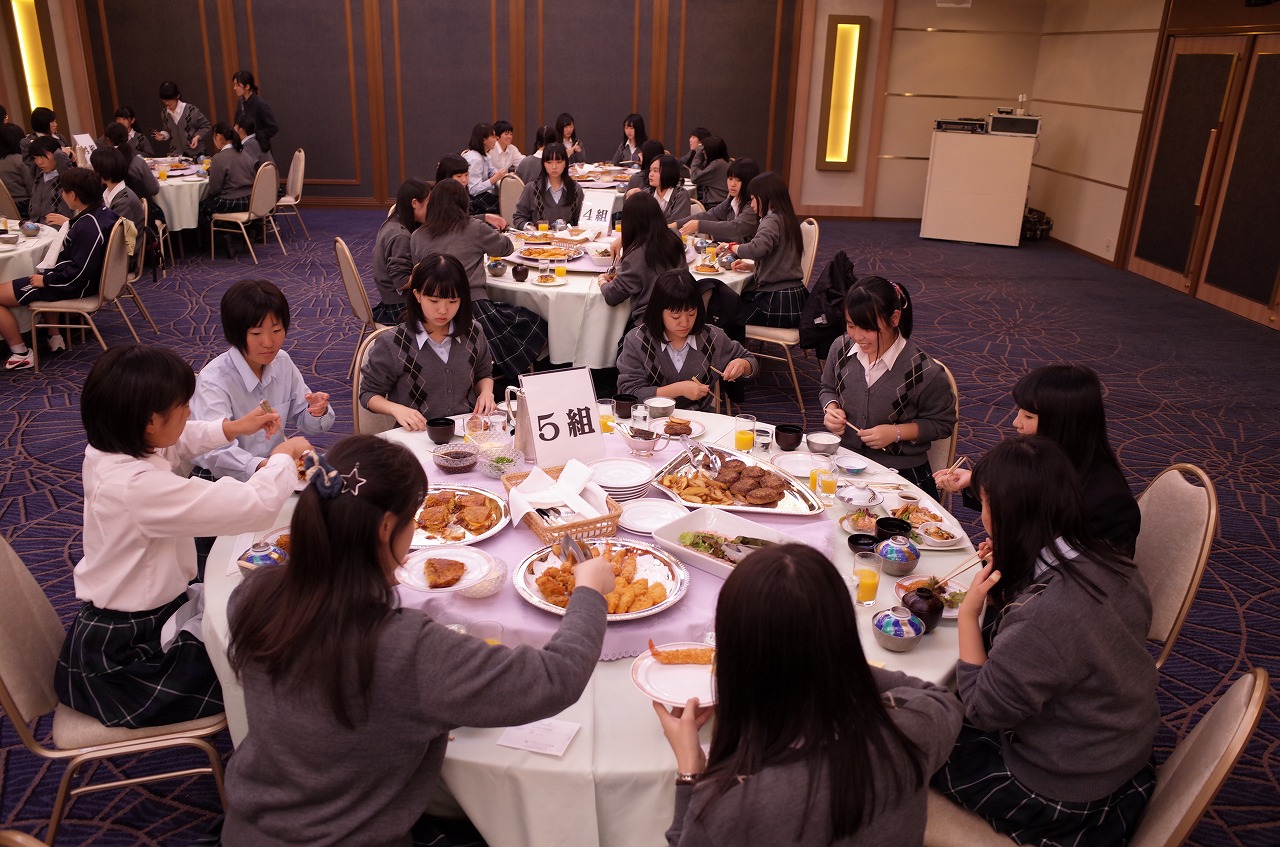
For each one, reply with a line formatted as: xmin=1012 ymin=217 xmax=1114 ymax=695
xmin=515 ymin=124 xmax=555 ymax=184
xmin=191 ymin=279 xmax=334 ymax=481
xmin=103 ymin=121 xmax=160 ymax=215
xmin=688 ymin=135 xmax=729 ymax=206
xmin=935 ymin=364 xmax=1141 ymax=556
xmin=55 ymin=343 xmax=312 ymax=727
xmin=487 ymin=119 xmax=524 ymax=172
xmin=677 ymin=156 xmax=761 ymax=244
xmin=599 ymin=191 xmax=686 ymax=328
xmin=819 ymin=278 xmax=955 ymax=498
xmin=461 ymin=122 xmax=509 ymax=216
xmin=0 ymin=123 xmax=32 ymax=218
xmin=360 ymin=252 xmax=497 ymax=430
xmin=370 ymin=178 xmax=430 ymax=325
xmin=235 ymin=116 xmax=274 ymax=171
xmin=646 ymin=154 xmax=692 ymax=223
xmin=512 ymin=142 xmax=582 ymax=230
xmin=199 ymin=122 xmax=254 ymax=222
xmin=224 ymin=434 xmax=614 ymax=845
xmin=617 ymin=269 xmax=756 ymax=412
xmin=90 ymin=146 xmax=145 ymax=232
xmin=655 ymin=544 xmax=963 ymax=846
xmin=625 ymin=139 xmax=666 ymax=192
xmin=556 ymin=112 xmax=585 ymax=164
xmin=96 ymin=106 xmax=154 ymax=158
xmin=437 ymin=153 xmax=507 ymax=231
xmin=933 ymin=435 xmax=1158 ymax=846
xmin=677 ymin=127 xmax=710 ymax=177
xmin=24 ymin=135 xmax=70 ymax=224
xmin=611 ymin=113 xmax=648 ymax=165
xmin=722 ymin=172 xmax=806 ymax=328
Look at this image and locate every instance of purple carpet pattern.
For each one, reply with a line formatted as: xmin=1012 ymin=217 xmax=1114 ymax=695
xmin=0 ymin=212 xmax=1276 ymax=845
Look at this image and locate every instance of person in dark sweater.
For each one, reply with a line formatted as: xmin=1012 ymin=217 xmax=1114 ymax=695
xmin=511 ymin=142 xmax=583 ymax=230
xmin=231 ymin=70 xmax=278 ymax=146
xmin=360 ymin=252 xmax=497 ymax=429
xmin=370 ymin=178 xmax=431 ymax=325
xmin=677 ymin=156 xmax=761 ymax=244
xmin=688 ymin=135 xmax=729 ymax=206
xmin=935 ymin=363 xmax=1141 ymax=556
xmin=934 ymin=435 xmax=1158 ymax=847
xmin=655 ymin=544 xmax=963 ymax=846
xmin=723 ymin=171 xmax=807 ymax=328
xmin=599 ymin=191 xmax=686 ymax=328
xmin=225 ymin=434 xmax=614 ymax=847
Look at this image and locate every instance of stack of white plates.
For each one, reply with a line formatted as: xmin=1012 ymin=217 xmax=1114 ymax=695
xmin=588 ymin=457 xmax=656 ymax=502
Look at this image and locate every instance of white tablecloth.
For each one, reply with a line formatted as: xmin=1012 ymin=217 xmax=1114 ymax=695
xmin=0 ymin=225 xmax=59 ymax=282
xmin=153 ymin=175 xmax=208 ymax=231
xmin=203 ymin=412 xmax=973 ymax=847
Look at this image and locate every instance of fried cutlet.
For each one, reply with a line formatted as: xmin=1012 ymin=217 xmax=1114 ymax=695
xmin=425 ymin=558 xmax=466 ymax=588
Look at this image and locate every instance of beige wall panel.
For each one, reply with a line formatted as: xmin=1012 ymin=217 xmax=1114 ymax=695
xmin=1028 ymin=168 xmax=1127 ymax=260
xmin=895 ymin=0 xmax=1045 ymax=31
xmin=1031 ymin=103 xmax=1143 ymax=187
xmin=888 ymin=31 xmax=1040 ymax=97
xmin=872 ymin=157 xmax=928 ymax=218
xmin=880 ymin=96 xmax=1009 ymax=158
xmin=1032 ymin=32 xmax=1159 ymax=109
xmin=1042 ymin=0 xmax=1164 ymax=33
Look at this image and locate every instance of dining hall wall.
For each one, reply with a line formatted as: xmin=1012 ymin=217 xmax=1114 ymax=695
xmin=76 ymin=0 xmax=797 ymax=206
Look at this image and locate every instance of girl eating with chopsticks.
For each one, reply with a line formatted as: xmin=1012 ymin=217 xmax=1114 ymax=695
xmin=819 ymin=277 xmax=955 ymax=498
xmin=617 ymin=269 xmax=756 ymax=411
xmin=722 ymin=171 xmax=807 ymax=328
xmin=677 ymin=156 xmax=762 ymax=244
xmin=933 ymin=435 xmax=1157 ymax=846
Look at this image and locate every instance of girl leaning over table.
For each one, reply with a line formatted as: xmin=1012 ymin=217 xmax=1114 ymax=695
xmin=819 ymin=277 xmax=955 ymax=499
xmin=611 ymin=112 xmax=648 ymax=166
xmin=933 ymin=436 xmax=1157 ymax=846
xmin=55 ymin=344 xmax=311 ymax=728
xmin=224 ymin=434 xmax=616 ymax=847
xmin=370 ymin=178 xmax=431 ymax=325
xmin=360 ymin=252 xmax=497 ymax=431
xmin=617 ymin=269 xmax=756 ymax=412
xmin=599 ymin=191 xmax=687 ymax=330
xmin=410 ymin=178 xmax=545 ymax=383
xmin=512 ymin=142 xmax=583 ymax=231
xmin=677 ymin=156 xmax=761 ymax=245
xmin=721 ymin=171 xmax=806 ymax=329
xmin=152 ymin=80 xmax=212 ymax=157
xmin=654 ymin=544 xmax=964 ymax=846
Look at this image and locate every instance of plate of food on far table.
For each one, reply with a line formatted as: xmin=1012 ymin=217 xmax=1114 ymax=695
xmin=412 ymin=485 xmax=509 ymax=546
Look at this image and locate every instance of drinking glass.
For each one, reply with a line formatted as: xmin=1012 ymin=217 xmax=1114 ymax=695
xmin=852 ymin=552 xmax=882 ymax=607
xmin=632 ymin=405 xmax=650 ymax=429
xmin=815 ymin=468 xmax=839 ymax=504
xmin=808 ymin=455 xmax=834 ymax=493
xmin=554 ymin=257 xmax=567 ymax=278
xmin=597 ymin=400 xmax=615 ymax=434
xmin=754 ymin=427 xmax=773 ymax=454
xmin=734 ymin=414 xmax=756 ymax=451
xmin=538 ymin=257 xmax=551 ymax=282
xmin=536 ymin=219 xmax=550 ymax=232
xmin=471 ymin=621 xmax=504 ymax=645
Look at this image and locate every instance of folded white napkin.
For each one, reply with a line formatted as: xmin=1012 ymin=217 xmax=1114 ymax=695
xmin=508 ymin=460 xmax=608 ymax=524
xmin=36 ymin=221 xmax=69 ymax=270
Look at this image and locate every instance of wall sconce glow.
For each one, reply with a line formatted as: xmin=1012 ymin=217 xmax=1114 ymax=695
xmin=816 ymin=15 xmax=869 ymax=172
xmin=12 ymin=0 xmax=52 ymax=110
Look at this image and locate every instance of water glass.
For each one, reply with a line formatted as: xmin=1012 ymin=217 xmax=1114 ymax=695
xmin=754 ymin=427 xmax=773 ymax=454
xmin=632 ymin=405 xmax=650 ymax=428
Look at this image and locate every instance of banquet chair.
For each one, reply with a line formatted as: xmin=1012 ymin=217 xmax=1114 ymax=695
xmin=120 ymin=198 xmax=159 ymax=333
xmin=0 ymin=830 xmax=45 ymax=847
xmin=0 ymin=536 xmax=229 ymax=845
xmin=498 ymin=174 xmax=523 ymax=226
xmin=211 ymin=161 xmax=285 ymax=264
xmin=273 ymin=148 xmax=310 ymax=238
xmin=742 ymin=217 xmax=820 ymax=426
xmin=335 ymin=236 xmax=389 ymax=379
xmin=0 ymin=179 xmax=19 ymax=219
xmin=352 ymin=326 xmax=398 ymax=435
xmin=1134 ymin=463 xmax=1217 ymax=669
xmin=924 ymin=359 xmax=960 ymax=507
xmin=29 ymin=220 xmax=138 ymax=372
xmin=923 ymin=667 xmax=1269 ymax=847
xmin=689 ymin=199 xmax=706 ymax=216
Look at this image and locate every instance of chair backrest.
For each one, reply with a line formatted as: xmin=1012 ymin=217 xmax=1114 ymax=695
xmin=286 ymin=148 xmax=305 ymax=201
xmin=925 ymin=358 xmax=960 ymax=475
xmin=800 ymin=217 xmax=820 ymax=289
xmin=334 ymin=236 xmax=376 ymax=328
xmin=0 ymin=536 xmax=66 ymax=731
xmin=1133 ymin=463 xmax=1217 ymax=668
xmin=689 ymin=199 xmax=706 ymax=216
xmin=352 ymin=326 xmax=399 ymax=436
xmin=248 ymin=162 xmax=280 ymax=219
xmin=98 ymin=220 xmax=131 ymax=302
xmin=498 ymin=174 xmax=523 ymax=225
xmin=0 ymin=829 xmax=48 ymax=847
xmin=1130 ymin=668 xmax=1268 ymax=847
xmin=0 ymin=179 xmax=19 ymax=219
xmin=127 ymin=197 xmax=149 ymax=283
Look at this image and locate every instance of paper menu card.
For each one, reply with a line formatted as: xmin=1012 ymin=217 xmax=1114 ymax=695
xmin=496 ymin=718 xmax=581 ymax=757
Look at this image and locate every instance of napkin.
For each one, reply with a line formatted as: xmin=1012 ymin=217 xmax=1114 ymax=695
xmin=36 ymin=221 xmax=69 ymax=270
xmin=508 ymin=460 xmax=608 ymax=524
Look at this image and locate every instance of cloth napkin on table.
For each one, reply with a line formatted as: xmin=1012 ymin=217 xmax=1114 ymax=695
xmin=507 ymin=460 xmax=608 ymax=525
xmin=35 ymin=221 xmax=70 ymax=271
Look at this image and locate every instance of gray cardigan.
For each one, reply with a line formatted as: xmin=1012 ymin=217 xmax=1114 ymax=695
xmin=28 ymin=172 xmax=70 ymax=223
xmin=665 ymin=666 xmax=963 ymax=846
xmin=655 ymin=186 xmax=692 ymax=224
xmin=734 ymin=211 xmax=803 ymax=292
xmin=359 ymin=324 xmax=494 ymax=420
xmin=0 ymin=152 xmax=33 ymax=205
xmin=817 ymin=337 xmax=956 ymax=470
xmin=512 ymin=180 xmax=581 ymax=230
xmin=372 ymin=216 xmax=412 ymax=308
xmin=107 ymin=185 xmax=145 ymax=232
xmin=515 ymin=152 xmax=543 ymax=185
xmin=600 ymin=237 xmax=685 ymax=325
xmin=410 ymin=219 xmax=513 ymax=303
xmin=125 ymin=152 xmax=160 ymax=201
xmin=207 ymin=145 xmax=254 ymax=201
xmin=158 ymin=103 xmax=212 ymax=156
xmin=690 ymin=158 xmax=729 ymax=206
xmin=679 ymin=198 xmax=759 ymax=243
xmin=223 ymin=585 xmax=607 ymax=847
xmin=616 ymin=326 xmax=757 ymax=411
xmin=957 ymin=549 xmax=1157 ymax=802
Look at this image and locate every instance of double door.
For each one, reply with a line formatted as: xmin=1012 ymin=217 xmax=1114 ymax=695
xmin=1128 ymin=34 xmax=1280 ymax=328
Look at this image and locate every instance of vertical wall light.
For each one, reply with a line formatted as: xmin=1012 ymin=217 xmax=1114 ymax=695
xmin=816 ymin=15 xmax=869 ymax=171
xmin=11 ymin=0 xmax=51 ymax=110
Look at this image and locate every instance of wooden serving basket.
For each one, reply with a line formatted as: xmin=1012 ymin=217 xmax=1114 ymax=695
xmin=500 ymin=464 xmax=623 ymax=543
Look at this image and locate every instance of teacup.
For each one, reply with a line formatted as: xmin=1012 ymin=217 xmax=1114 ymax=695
xmin=426 ymin=417 xmax=456 ymax=445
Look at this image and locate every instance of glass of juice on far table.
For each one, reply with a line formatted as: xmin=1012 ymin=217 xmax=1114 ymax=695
xmin=852 ymin=552 xmax=882 ymax=607
xmin=734 ymin=414 xmax=756 ymax=451
xmin=471 ymin=621 xmax=504 ymax=645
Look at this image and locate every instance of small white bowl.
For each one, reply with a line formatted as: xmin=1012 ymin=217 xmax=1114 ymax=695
xmin=645 ymin=397 xmax=676 ymax=418
xmin=589 ymin=251 xmax=614 ymax=267
xmin=0 ymin=233 xmax=19 ymax=246
xmin=806 ymin=432 xmax=841 ymax=455
xmin=835 ymin=454 xmax=867 ymax=475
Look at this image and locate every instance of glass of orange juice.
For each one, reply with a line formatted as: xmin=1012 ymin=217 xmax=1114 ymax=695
xmin=471 ymin=621 xmax=504 ymax=645
xmin=537 ymin=220 xmax=550 ymax=232
xmin=734 ymin=414 xmax=756 ymax=451
xmin=597 ymin=400 xmax=615 ymax=434
xmin=554 ymin=257 xmax=567 ymax=278
xmin=852 ymin=552 xmax=882 ymax=607
xmin=816 ymin=469 xmax=839 ymax=504
xmin=157 ymin=163 xmax=169 ymax=180
xmin=809 ymin=455 xmax=834 ymax=492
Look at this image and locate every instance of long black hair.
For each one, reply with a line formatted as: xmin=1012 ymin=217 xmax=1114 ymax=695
xmin=555 ymin=113 xmax=577 ymax=145
xmin=212 ymin=121 xmax=242 ymax=152
xmin=1010 ymin=364 xmax=1125 ymax=478
xmin=532 ymin=142 xmax=582 ymax=224
xmin=402 ymin=252 xmax=474 ymax=337
xmin=622 ymin=113 xmax=647 ymax=146
xmin=636 ymin=139 xmax=665 ymax=176
xmin=467 ymin=122 xmax=494 ymax=155
xmin=620 ymin=191 xmax=683 ymax=268
xmin=393 ymin=177 xmax=432 ymax=232
xmin=746 ymin=172 xmax=801 ymax=256
xmin=229 ymin=435 xmax=427 ymax=729
xmin=705 ymin=544 xmax=924 ymax=839
xmin=435 ymin=153 xmax=469 ymax=183
xmin=649 ymin=154 xmax=680 ymax=192
xmin=844 ymin=276 xmax=913 ymax=344
xmin=421 ymin=178 xmax=470 ymax=237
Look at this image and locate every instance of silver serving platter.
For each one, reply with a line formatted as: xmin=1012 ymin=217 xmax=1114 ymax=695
xmin=411 ymin=484 xmax=510 ymax=547
xmin=513 ymin=538 xmax=690 ymax=622
xmin=651 ymin=445 xmax=824 ymax=516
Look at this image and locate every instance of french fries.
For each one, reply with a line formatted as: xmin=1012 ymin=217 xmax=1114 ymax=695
xmin=660 ymin=471 xmax=735 ymax=505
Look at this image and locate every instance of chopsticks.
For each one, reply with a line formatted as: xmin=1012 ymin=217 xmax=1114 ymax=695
xmin=944 ymin=455 xmax=968 ymax=475
xmin=938 ymin=550 xmax=989 ymax=585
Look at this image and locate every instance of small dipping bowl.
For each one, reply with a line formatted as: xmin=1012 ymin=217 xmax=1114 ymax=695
xmin=871 ymin=606 xmax=925 ymax=653
xmin=645 ymin=397 xmax=676 ymax=419
xmin=835 ymin=454 xmax=867 ymax=475
xmin=875 ymin=516 xmax=913 ymax=541
xmin=479 ymin=447 xmax=525 ymax=479
xmin=774 ymin=424 xmax=804 ymax=451
xmin=426 ymin=417 xmax=457 ymax=445
xmin=511 ymin=264 xmax=530 ymax=282
xmin=846 ymin=533 xmax=880 ymax=554
xmin=806 ymin=432 xmax=841 ymax=455
xmin=432 ymin=442 xmax=479 ymax=474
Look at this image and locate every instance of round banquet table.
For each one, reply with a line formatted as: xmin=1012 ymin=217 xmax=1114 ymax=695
xmin=203 ymin=410 xmax=972 ymax=847
xmin=0 ymin=224 xmax=61 ymax=282
xmin=152 ymin=173 xmax=209 ymax=231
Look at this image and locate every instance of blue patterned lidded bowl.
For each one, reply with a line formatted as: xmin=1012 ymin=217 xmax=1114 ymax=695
xmin=871 ymin=606 xmax=925 ymax=652
xmin=875 ymin=534 xmax=921 ymax=577
xmin=237 ymin=541 xmax=287 ymax=579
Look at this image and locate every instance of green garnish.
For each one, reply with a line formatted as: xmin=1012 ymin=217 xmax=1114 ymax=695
xmin=493 ymin=456 xmax=515 ymax=465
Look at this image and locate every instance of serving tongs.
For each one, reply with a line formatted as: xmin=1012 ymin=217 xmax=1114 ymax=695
xmin=719 ymin=536 xmax=778 ymax=563
xmin=557 ymin=533 xmax=592 ymax=564
xmin=678 ymin=434 xmax=722 ymax=475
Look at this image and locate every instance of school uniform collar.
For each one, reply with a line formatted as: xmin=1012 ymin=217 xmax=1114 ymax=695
xmin=103 ymin=182 xmax=125 ymax=205
xmin=416 ymin=321 xmax=455 ymax=349
xmin=230 ymin=346 xmax=278 ymax=391
xmin=853 ymin=332 xmax=906 ymax=374
xmin=167 ymin=101 xmax=187 ymax=122
xmin=661 ymin=334 xmax=698 ymax=354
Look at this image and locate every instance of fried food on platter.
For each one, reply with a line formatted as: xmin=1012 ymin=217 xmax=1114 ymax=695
xmin=661 ymin=472 xmax=735 ymax=505
xmin=536 ymin=565 xmax=575 ymax=608
xmin=416 ymin=490 xmax=502 ymax=539
xmin=647 ymin=639 xmax=715 ymax=665
xmin=892 ymin=503 xmax=943 ymax=527
xmin=541 ymin=542 xmax=673 ymax=614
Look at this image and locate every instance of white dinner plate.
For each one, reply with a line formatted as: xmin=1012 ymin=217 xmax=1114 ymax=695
xmin=651 ymin=418 xmax=705 ymax=438
xmin=397 ymin=546 xmax=495 ymax=593
xmin=689 ymin=263 xmax=722 ymax=276
xmin=530 ymin=277 xmax=569 ymax=288
xmin=630 ymin=643 xmax=717 ymax=707
xmin=589 ymin=457 xmax=655 ymax=488
xmin=770 ymin=452 xmax=829 ymax=480
xmin=618 ymin=499 xmax=688 ymax=535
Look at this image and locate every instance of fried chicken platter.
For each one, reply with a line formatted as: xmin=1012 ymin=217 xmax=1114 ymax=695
xmin=412 ymin=485 xmax=509 ymax=547
xmin=651 ymin=446 xmax=824 ymax=515
xmin=514 ymin=538 xmax=690 ymax=622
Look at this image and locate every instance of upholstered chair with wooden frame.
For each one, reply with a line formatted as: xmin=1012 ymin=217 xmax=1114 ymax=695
xmin=335 ymin=236 xmax=388 ymax=379
xmin=924 ymin=358 xmax=960 ymax=508
xmin=272 ymin=148 xmax=309 ymax=239
xmin=352 ymin=326 xmax=398 ymax=436
xmin=0 ymin=179 xmax=20 ymax=219
xmin=0 ymin=829 xmax=47 ymax=847
xmin=498 ymin=174 xmax=523 ymax=227
xmin=0 ymin=536 xmax=228 ymax=845
xmin=211 ymin=161 xmax=285 ymax=264
xmin=688 ymin=198 xmax=706 ymax=217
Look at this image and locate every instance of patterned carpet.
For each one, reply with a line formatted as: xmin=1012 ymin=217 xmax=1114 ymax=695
xmin=0 ymin=212 xmax=1276 ymax=845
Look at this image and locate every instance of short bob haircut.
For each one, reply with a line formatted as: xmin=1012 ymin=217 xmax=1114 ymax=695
xmin=114 ymin=106 xmax=139 ymax=123
xmin=30 ymin=107 xmax=56 ymax=135
xmin=701 ymin=136 xmax=729 ymax=163
xmin=435 ymin=153 xmax=468 ymax=183
xmin=727 ymin=157 xmax=762 ymax=206
xmin=221 ymin=279 xmax=292 ymax=351
xmin=467 ymin=122 xmax=495 ymax=155
xmin=622 ymin=113 xmax=647 ymax=146
xmin=650 ymin=154 xmax=680 ymax=192
xmin=232 ymin=70 xmax=258 ymax=92
xmin=90 ymin=146 xmax=128 ymax=184
xmin=687 ymin=126 xmax=711 ymax=144
xmin=393 ymin=178 xmax=432 ymax=232
xmin=158 ymin=81 xmax=182 ymax=101
xmin=59 ymin=168 xmax=106 ymax=207
xmin=636 ymin=139 xmax=665 ymax=176
xmin=28 ymin=135 xmax=61 ymax=160
xmin=844 ymin=276 xmax=913 ymax=340
xmin=0 ymin=123 xmax=23 ymax=157
xmin=403 ymin=252 xmax=473 ymax=337
xmin=82 ymin=344 xmax=197 ymax=459
xmin=642 ymin=269 xmax=705 ymax=341
xmin=493 ymin=119 xmax=514 ymax=137
xmin=1010 ymin=364 xmax=1124 ymax=476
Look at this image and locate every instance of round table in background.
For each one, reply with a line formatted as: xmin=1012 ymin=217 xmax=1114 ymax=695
xmin=153 ymin=175 xmax=209 ymax=231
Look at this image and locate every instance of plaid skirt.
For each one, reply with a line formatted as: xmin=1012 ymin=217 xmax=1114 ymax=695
xmin=931 ymin=723 xmax=1156 ymax=847
xmin=740 ymin=285 xmax=807 ymax=328
xmin=55 ymin=592 xmax=224 ymax=728
xmin=473 ymin=299 xmax=547 ymax=382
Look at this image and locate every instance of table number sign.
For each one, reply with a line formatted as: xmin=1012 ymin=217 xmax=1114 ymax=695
xmin=509 ymin=367 xmax=606 ymax=467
